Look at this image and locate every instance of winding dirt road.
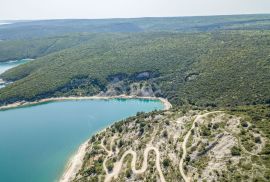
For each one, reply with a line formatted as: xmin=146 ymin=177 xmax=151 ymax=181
xmin=103 ymin=111 xmax=223 ymax=182
xmin=104 ymin=144 xmax=165 ymax=182
xmin=179 ymin=111 xmax=222 ymax=182
xmin=100 ymin=136 xmax=117 ymax=175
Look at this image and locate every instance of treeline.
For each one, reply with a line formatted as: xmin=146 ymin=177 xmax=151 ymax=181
xmin=0 ymin=14 xmax=270 ymax=40
xmin=0 ymin=33 xmax=100 ymax=62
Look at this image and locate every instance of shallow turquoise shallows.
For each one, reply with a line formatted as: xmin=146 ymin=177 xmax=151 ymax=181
xmin=0 ymin=99 xmax=163 ymax=182
xmin=0 ymin=59 xmax=32 ymax=89
xmin=0 ymin=59 xmax=31 ymax=74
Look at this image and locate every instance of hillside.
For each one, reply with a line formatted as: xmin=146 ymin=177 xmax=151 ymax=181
xmin=0 ymin=34 xmax=99 ymax=62
xmin=71 ymin=105 xmax=270 ymax=182
xmin=0 ymin=31 xmax=269 ymax=107
xmin=0 ymin=14 xmax=270 ymax=40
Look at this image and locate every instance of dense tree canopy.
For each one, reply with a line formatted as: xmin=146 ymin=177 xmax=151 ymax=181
xmin=0 ymin=30 xmax=269 ymax=107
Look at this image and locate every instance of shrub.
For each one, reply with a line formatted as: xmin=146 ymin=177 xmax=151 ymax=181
xmin=163 ymin=130 xmax=168 ymax=138
xmin=241 ymin=121 xmax=249 ymax=128
xmin=213 ymin=123 xmax=219 ymax=129
xmin=118 ymin=140 xmax=124 ymax=147
xmin=185 ymin=156 xmax=191 ymax=162
xmin=139 ymin=128 xmax=144 ymax=136
xmin=90 ymin=136 xmax=96 ymax=143
xmin=231 ymin=146 xmax=241 ymax=156
xmin=98 ymin=157 xmax=103 ymax=163
xmin=107 ymin=163 xmax=114 ymax=172
xmin=140 ymin=122 xmax=146 ymax=128
xmin=163 ymin=158 xmax=170 ymax=168
xmin=201 ymin=125 xmax=211 ymax=136
xmin=84 ymin=166 xmax=96 ymax=175
xmin=126 ymin=169 xmax=132 ymax=178
xmin=255 ymin=136 xmax=262 ymax=144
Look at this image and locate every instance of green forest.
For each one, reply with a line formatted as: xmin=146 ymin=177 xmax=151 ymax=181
xmin=0 ymin=15 xmax=270 ymax=107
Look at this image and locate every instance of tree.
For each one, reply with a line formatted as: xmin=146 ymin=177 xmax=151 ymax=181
xmin=163 ymin=158 xmax=170 ymax=168
xmin=231 ymin=146 xmax=241 ymax=156
xmin=255 ymin=136 xmax=261 ymax=144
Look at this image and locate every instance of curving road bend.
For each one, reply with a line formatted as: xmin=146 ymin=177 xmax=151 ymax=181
xmin=104 ymin=144 xmax=166 ymax=182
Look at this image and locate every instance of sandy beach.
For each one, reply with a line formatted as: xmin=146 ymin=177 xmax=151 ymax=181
xmin=0 ymin=95 xmax=172 ymax=182
xmin=0 ymin=95 xmax=172 ymax=111
xmin=59 ymin=140 xmax=89 ymax=182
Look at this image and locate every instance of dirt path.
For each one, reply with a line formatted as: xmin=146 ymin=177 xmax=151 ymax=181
xmin=100 ymin=136 xmax=117 ymax=175
xmin=104 ymin=144 xmax=166 ymax=182
xmin=179 ymin=111 xmax=222 ymax=182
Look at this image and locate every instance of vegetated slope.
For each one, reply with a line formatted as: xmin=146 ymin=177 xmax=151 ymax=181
xmin=2 ymin=14 xmax=270 ymax=63
xmin=0 ymin=31 xmax=269 ymax=106
xmin=0 ymin=33 xmax=101 ymax=62
xmin=72 ymin=105 xmax=270 ymax=182
xmin=0 ymin=14 xmax=270 ymax=40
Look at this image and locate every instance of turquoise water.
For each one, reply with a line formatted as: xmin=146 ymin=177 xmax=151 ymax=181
xmin=0 ymin=99 xmax=163 ymax=182
xmin=0 ymin=59 xmax=33 ymax=89
xmin=0 ymin=59 xmax=31 ymax=75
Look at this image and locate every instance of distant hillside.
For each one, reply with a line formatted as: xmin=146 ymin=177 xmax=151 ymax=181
xmin=0 ymin=14 xmax=270 ymax=40
xmin=0 ymin=33 xmax=100 ymax=62
xmin=0 ymin=30 xmax=269 ymax=107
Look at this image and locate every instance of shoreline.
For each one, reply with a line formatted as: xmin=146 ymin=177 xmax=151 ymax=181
xmin=0 ymin=95 xmax=172 ymax=111
xmin=56 ymin=95 xmax=171 ymax=182
xmin=59 ymin=140 xmax=89 ymax=182
xmin=0 ymin=95 xmax=172 ymax=182
xmin=59 ymin=125 xmax=113 ymax=182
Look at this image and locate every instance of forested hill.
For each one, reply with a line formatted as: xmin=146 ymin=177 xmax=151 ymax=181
xmin=0 ymin=30 xmax=269 ymax=107
xmin=1 ymin=14 xmax=270 ymax=40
